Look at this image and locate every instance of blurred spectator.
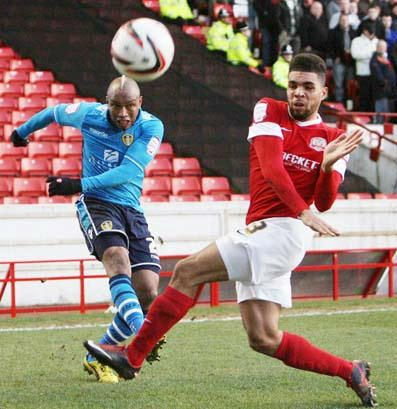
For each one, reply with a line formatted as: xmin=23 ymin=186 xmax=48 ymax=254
xmin=351 ymin=21 xmax=378 ymax=111
xmin=298 ymin=1 xmax=329 ymax=59
xmin=391 ymin=2 xmax=397 ymax=29
xmin=278 ymin=0 xmax=303 ymax=52
xmin=349 ymin=1 xmax=362 ymax=29
xmin=272 ymin=44 xmax=294 ymax=88
xmin=327 ymin=13 xmax=357 ymax=101
xmin=206 ymin=8 xmax=234 ymax=54
xmin=248 ymin=0 xmax=258 ymax=49
xmin=358 ymin=3 xmax=384 ymax=37
xmin=159 ymin=0 xmax=195 ymax=24
xmin=327 ymin=0 xmax=342 ymax=21
xmin=382 ymin=13 xmax=397 ymax=48
xmin=254 ymin=0 xmax=282 ymax=66
xmin=302 ymin=0 xmax=315 ymax=16
xmin=329 ymin=0 xmax=362 ymax=29
xmin=370 ymin=39 xmax=397 ymax=122
xmin=227 ymin=21 xmax=262 ymax=68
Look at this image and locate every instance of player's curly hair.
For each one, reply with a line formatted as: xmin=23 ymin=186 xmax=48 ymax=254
xmin=289 ymin=53 xmax=327 ymax=85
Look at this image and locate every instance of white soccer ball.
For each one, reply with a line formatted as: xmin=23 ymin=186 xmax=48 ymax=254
xmin=110 ymin=18 xmax=175 ymax=82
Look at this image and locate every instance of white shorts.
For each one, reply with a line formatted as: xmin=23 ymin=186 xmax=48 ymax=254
xmin=216 ymin=217 xmax=313 ymax=308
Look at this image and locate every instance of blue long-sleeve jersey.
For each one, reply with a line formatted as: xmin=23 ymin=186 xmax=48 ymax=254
xmin=16 ymin=102 xmax=164 ymax=212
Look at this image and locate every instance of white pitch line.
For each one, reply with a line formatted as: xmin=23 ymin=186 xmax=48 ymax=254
xmin=0 ymin=306 xmax=396 ymax=333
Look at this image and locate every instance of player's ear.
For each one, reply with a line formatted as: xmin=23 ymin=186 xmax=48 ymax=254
xmin=321 ymin=86 xmax=328 ymax=101
xmin=139 ymin=96 xmax=143 ymax=106
xmin=105 ymin=95 xmax=109 ymax=104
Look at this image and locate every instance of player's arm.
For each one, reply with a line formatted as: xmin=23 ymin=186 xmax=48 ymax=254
xmin=12 ymin=102 xmax=90 ymax=147
xmin=314 ymin=129 xmax=363 ymax=212
xmin=254 ymin=138 xmax=341 ymax=236
xmin=253 ymin=136 xmax=309 ymax=216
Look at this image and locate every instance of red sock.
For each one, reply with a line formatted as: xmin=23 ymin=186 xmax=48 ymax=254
xmin=274 ymin=332 xmax=353 ymax=381
xmin=127 ymin=286 xmax=195 ymax=368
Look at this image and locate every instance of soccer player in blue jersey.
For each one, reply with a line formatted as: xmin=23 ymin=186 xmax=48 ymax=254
xmin=12 ymin=76 xmax=166 ymax=383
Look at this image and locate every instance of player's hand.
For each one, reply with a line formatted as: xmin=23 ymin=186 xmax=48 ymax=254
xmin=298 ymin=209 xmax=340 ymax=236
xmin=322 ymin=129 xmax=363 ymax=172
xmin=46 ymin=176 xmax=82 ymax=196
xmin=11 ymin=130 xmax=29 ymax=147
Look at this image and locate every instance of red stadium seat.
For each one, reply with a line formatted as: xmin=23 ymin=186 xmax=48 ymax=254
xmin=46 ymin=96 xmax=73 ymax=107
xmin=0 ymin=158 xmax=19 ymax=176
xmin=213 ymin=2 xmax=234 ymax=19
xmin=201 ymin=176 xmax=231 ymax=195
xmin=73 ymin=97 xmax=97 ymax=103
xmin=52 ymin=158 xmax=81 ymax=177
xmin=12 ymin=110 xmax=35 ymax=126
xmin=20 ymin=158 xmax=51 ymax=176
xmin=9 ymin=59 xmax=34 ymax=72
xmin=145 ymin=158 xmax=173 ymax=176
xmin=142 ymin=176 xmax=171 ymax=196
xmin=140 ymin=195 xmax=169 ymax=203
xmin=156 ymin=142 xmax=174 ymax=159
xmin=62 ymin=126 xmax=82 ymax=142
xmin=182 ymin=25 xmax=207 ymax=44
xmin=171 ymin=176 xmax=201 ymax=196
xmin=58 ymin=142 xmax=82 ymax=158
xmin=374 ymin=193 xmax=397 ymax=199
xmin=0 ymin=83 xmax=23 ymax=97
xmin=0 ymin=110 xmax=10 ymax=125
xmin=0 ymin=47 xmax=16 ymax=60
xmin=3 ymin=196 xmax=38 ymax=204
xmin=0 ymin=142 xmax=27 ymax=158
xmin=172 ymin=157 xmax=201 ymax=176
xmin=51 ymin=83 xmax=76 ymax=98
xmin=142 ymin=0 xmax=160 ymax=12
xmin=0 ymin=96 xmax=18 ymax=110
xmin=13 ymin=177 xmax=47 ymax=197
xmin=24 ymin=83 xmax=50 ymax=97
xmin=169 ymin=194 xmax=200 ymax=202
xmin=38 ymin=196 xmax=72 ymax=204
xmin=29 ymin=71 xmax=54 ymax=84
xmin=0 ymin=60 xmax=10 ymax=71
xmin=0 ymin=177 xmax=13 ymax=196
xmin=3 ymin=124 xmax=18 ymax=142
xmin=33 ymin=123 xmax=62 ymax=142
xmin=200 ymin=194 xmax=230 ymax=201
xmin=335 ymin=193 xmax=345 ymax=199
xmin=28 ymin=142 xmax=58 ymax=159
xmin=18 ymin=96 xmax=46 ymax=112
xmin=230 ymin=194 xmax=250 ymax=201
xmin=347 ymin=192 xmax=372 ymax=199
xmin=3 ymin=71 xmax=29 ymax=84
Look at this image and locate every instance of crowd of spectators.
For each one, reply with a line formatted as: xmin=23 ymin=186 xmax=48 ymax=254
xmin=158 ymin=0 xmax=397 ymax=118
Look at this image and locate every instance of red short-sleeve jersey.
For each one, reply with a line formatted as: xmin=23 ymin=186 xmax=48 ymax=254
xmin=246 ymin=97 xmax=347 ymax=224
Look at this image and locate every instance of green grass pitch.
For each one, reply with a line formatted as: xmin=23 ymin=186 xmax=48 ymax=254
xmin=0 ymin=298 xmax=396 ymax=409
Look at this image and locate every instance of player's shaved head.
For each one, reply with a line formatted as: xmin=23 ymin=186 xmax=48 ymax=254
xmin=107 ymin=75 xmax=141 ymax=99
xmin=106 ymin=76 xmax=143 ymax=130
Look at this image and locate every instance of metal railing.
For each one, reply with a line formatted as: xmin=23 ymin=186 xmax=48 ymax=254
xmin=0 ymin=248 xmax=395 ymax=317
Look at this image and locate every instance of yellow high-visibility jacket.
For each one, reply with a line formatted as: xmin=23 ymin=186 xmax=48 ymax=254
xmin=159 ymin=0 xmax=194 ymax=20
xmin=226 ymin=32 xmax=259 ymax=68
xmin=206 ymin=20 xmax=234 ymax=52
xmin=272 ymin=56 xmax=290 ymax=89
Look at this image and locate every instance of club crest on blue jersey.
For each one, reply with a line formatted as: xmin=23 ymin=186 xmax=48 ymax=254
xmin=101 ymin=220 xmax=113 ymax=230
xmin=122 ymin=133 xmax=134 ymax=146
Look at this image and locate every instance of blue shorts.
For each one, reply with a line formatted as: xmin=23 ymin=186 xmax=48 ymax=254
xmin=75 ymin=195 xmax=161 ymax=273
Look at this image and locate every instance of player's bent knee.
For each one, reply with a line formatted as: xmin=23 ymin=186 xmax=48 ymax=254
xmin=247 ymin=332 xmax=280 ymax=356
xmin=102 ymin=246 xmax=131 ymax=277
xmin=171 ymin=257 xmax=199 ymax=288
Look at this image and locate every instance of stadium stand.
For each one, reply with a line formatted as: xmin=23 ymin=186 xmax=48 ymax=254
xmin=172 ymin=176 xmax=202 ymax=196
xmin=201 ymin=176 xmax=231 ymax=196
xmin=145 ymin=158 xmax=173 ymax=177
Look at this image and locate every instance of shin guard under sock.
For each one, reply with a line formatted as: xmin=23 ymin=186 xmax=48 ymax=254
xmin=127 ymin=286 xmax=195 ymax=367
xmin=274 ymin=332 xmax=353 ymax=380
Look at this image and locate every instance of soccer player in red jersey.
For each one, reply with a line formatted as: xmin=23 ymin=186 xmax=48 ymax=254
xmin=84 ymin=54 xmax=376 ymax=407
